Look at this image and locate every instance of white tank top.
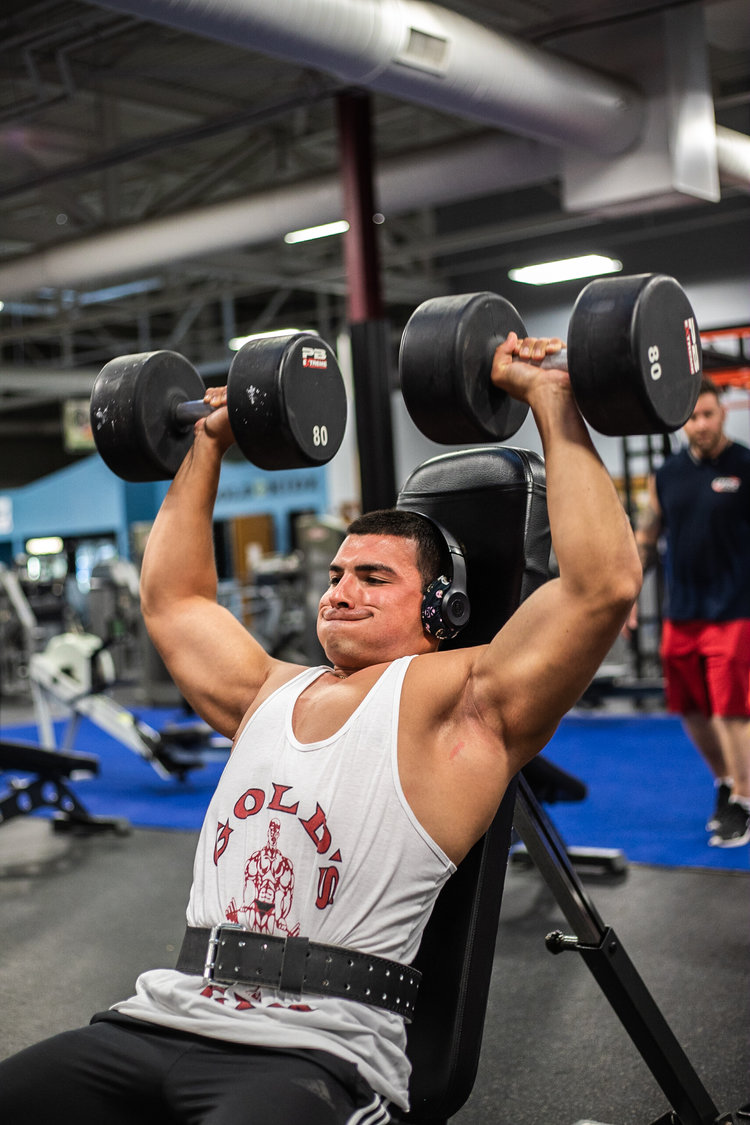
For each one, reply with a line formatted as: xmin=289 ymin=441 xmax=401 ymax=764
xmin=113 ymin=655 xmax=455 ymax=1110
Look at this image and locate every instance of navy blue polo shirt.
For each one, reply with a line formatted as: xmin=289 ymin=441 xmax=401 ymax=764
xmin=655 ymin=441 xmax=750 ymax=622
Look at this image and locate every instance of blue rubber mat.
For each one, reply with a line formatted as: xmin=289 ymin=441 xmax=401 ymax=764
xmin=542 ymin=712 xmax=749 ymax=872
xmin=1 ymin=709 xmax=748 ymax=870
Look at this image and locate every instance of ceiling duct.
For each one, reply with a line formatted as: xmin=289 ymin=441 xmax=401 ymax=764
xmin=88 ymin=0 xmax=644 ymax=156
xmin=716 ymin=126 xmax=750 ymax=192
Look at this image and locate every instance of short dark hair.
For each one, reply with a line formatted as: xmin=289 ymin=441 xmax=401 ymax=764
xmin=699 ymin=376 xmax=722 ymax=399
xmin=346 ymin=509 xmax=449 ymax=589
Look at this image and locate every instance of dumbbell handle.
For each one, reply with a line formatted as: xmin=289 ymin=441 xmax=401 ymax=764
xmin=173 ymin=352 xmax=569 ymax=423
xmin=529 ymin=347 xmax=569 ymax=373
xmin=173 ymin=398 xmax=215 ymax=427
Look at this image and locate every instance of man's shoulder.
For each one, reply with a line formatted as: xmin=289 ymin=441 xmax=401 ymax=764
xmin=656 ymin=446 xmax=691 ymax=479
xmin=725 ymin=440 xmax=750 ymax=466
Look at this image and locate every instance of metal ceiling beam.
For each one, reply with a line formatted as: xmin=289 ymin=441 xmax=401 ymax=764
xmin=0 ymin=80 xmax=341 ymax=204
xmin=0 ymin=367 xmax=99 ymax=397
xmin=0 ymin=133 xmax=559 ymax=297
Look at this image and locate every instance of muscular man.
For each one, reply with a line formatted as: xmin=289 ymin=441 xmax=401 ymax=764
xmin=635 ymin=378 xmax=750 ymax=847
xmin=0 ymin=333 xmax=641 ymax=1124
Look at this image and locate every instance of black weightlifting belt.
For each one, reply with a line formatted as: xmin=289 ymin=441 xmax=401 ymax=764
xmin=176 ymin=924 xmax=421 ymax=1021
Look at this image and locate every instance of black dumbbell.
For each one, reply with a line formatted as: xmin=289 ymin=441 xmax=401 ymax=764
xmin=90 ymin=331 xmax=348 ymax=482
xmin=399 ymin=273 xmax=703 ymax=443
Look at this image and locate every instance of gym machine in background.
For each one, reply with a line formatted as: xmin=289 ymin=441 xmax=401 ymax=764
xmin=28 ymin=631 xmax=231 ymax=783
xmin=0 ymin=563 xmax=39 ymax=698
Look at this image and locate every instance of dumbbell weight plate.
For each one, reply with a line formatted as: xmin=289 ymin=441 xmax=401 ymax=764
xmin=399 ymin=292 xmax=531 ymax=444
xmin=567 ymin=273 xmax=702 ymax=436
xmin=227 ymin=332 xmax=347 ymax=470
xmin=90 ymin=350 xmax=206 ymax=482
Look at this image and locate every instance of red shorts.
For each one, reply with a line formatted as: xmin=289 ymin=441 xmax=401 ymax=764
xmin=660 ymin=619 xmax=750 ymax=718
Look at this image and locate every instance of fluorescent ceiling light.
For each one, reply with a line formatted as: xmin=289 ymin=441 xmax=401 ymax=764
xmin=508 ymin=254 xmax=623 ymax=286
xmin=284 ymin=220 xmax=349 ymax=244
xmin=26 ymin=536 xmax=64 ymax=555
xmin=228 ymin=328 xmax=304 ymax=351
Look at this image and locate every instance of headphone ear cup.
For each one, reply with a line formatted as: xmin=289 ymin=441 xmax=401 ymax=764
xmin=408 ymin=510 xmax=470 ymax=640
xmin=443 ymin=586 xmax=471 ymax=633
xmin=422 ymin=576 xmax=469 ymax=640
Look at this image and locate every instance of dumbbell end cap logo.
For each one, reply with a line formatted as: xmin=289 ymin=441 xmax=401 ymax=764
xmin=302 ymin=346 xmax=329 ymax=370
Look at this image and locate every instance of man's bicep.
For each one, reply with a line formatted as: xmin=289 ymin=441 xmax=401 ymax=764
xmin=471 ymin=579 xmax=625 ymax=765
xmin=144 ymin=597 xmax=271 ymax=737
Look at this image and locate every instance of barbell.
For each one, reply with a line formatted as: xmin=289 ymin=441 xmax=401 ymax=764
xmin=399 ymin=273 xmax=703 ymax=443
xmin=89 ymin=330 xmax=348 ymax=482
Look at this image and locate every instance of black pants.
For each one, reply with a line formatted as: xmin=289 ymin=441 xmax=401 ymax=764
xmin=0 ymin=1013 xmax=392 ymax=1125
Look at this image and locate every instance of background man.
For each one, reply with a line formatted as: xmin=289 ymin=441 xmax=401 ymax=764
xmin=635 ymin=377 xmax=750 ymax=847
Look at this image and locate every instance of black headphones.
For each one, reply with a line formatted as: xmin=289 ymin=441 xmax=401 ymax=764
xmin=410 ymin=512 xmax=471 ymax=641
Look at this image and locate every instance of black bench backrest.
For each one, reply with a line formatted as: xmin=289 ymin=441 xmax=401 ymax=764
xmin=396 ymin=446 xmax=550 ymax=1122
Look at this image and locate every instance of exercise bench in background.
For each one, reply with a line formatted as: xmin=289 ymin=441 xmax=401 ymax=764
xmin=29 ymin=631 xmax=231 ymax=782
xmin=0 ymin=739 xmax=129 ymax=835
xmin=396 ymin=446 xmax=743 ymax=1125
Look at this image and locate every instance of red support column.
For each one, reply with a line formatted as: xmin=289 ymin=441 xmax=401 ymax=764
xmin=337 ymin=91 xmax=397 ymax=511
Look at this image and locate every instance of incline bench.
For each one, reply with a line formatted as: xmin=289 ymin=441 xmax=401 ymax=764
xmin=395 ymin=446 xmax=740 ymax=1125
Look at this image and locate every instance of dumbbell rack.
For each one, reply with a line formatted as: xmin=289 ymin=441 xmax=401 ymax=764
xmin=513 ymin=774 xmax=745 ymax=1125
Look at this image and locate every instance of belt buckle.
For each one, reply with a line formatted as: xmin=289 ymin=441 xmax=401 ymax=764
xmin=202 ymin=922 xmax=243 ymax=986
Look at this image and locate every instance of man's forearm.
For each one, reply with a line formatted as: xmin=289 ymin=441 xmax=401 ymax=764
xmin=634 ymin=509 xmax=661 ymax=573
xmin=532 ymin=383 xmax=641 ymax=604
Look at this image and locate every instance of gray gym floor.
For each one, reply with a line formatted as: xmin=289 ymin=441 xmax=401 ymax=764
xmin=0 ymin=815 xmax=747 ymax=1124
